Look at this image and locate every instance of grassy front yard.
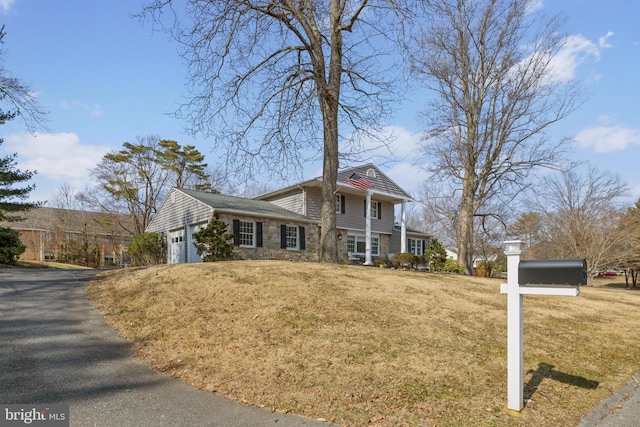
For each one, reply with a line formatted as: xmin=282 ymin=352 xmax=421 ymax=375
xmin=87 ymin=261 xmax=640 ymax=426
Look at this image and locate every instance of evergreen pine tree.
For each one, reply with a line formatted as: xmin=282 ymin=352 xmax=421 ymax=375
xmin=192 ymin=211 xmax=235 ymax=262
xmin=424 ymin=238 xmax=448 ymax=272
xmin=0 ymin=26 xmax=42 ymax=221
xmin=0 ymin=115 xmax=39 ymax=221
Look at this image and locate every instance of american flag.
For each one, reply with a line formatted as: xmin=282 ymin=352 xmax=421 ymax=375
xmin=345 ymin=173 xmax=373 ymax=191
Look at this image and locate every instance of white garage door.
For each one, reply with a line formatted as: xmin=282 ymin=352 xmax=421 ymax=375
xmin=169 ymin=229 xmax=185 ymax=264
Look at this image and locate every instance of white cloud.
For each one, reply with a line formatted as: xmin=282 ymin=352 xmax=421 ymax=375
xmin=629 ymin=183 xmax=640 ymax=203
xmin=0 ymin=0 xmax=16 ymax=13
xmin=599 ymin=31 xmax=614 ymax=48
xmin=548 ymin=34 xmax=606 ymax=83
xmin=3 ymin=132 xmax=110 ymax=190
xmin=526 ymin=0 xmax=544 ymax=14
xmin=352 ymin=125 xmax=421 ymax=162
xmin=574 ymin=125 xmax=640 ymax=153
xmin=301 ymin=125 xmax=425 ymax=197
xmin=59 ymin=100 xmax=104 ymax=117
xmin=347 ymin=125 xmax=424 ymax=197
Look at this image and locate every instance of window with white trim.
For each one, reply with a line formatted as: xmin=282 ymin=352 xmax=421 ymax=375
xmin=347 ymin=234 xmax=380 ymax=256
xmin=335 ymin=194 xmax=345 ymax=214
xmin=411 ymin=239 xmax=425 ymax=256
xmin=238 ymin=221 xmax=255 ymax=247
xmin=285 ymin=225 xmax=298 ymax=250
xmin=371 ymin=201 xmax=379 ymax=218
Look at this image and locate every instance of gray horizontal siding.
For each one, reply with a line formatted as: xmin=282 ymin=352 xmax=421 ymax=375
xmin=305 ymin=187 xmax=323 ymax=221
xmin=147 ymin=189 xmax=213 ymax=233
xmin=336 ymin=194 xmax=393 ymax=234
xmin=262 ymin=189 xmax=305 ymax=215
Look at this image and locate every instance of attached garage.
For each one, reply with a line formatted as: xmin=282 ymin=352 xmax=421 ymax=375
xmin=169 ymin=229 xmax=185 ymax=264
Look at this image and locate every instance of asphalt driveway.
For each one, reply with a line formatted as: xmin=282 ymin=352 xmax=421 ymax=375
xmin=0 ymin=268 xmax=331 ymax=427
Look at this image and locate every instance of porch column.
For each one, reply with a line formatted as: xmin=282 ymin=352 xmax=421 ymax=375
xmin=364 ymin=191 xmax=373 ymax=265
xmin=400 ymin=200 xmax=407 ymax=252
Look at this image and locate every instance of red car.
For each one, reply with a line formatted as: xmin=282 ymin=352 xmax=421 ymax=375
xmin=597 ymin=270 xmax=618 ymax=277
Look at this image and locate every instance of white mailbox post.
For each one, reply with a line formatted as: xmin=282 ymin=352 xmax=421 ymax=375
xmin=499 ymin=240 xmax=580 ymax=413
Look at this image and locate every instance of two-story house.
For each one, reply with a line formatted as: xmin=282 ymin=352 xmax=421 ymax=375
xmin=146 ymin=164 xmax=430 ymax=264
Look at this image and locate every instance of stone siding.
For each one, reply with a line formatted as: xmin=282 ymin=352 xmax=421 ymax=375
xmin=218 ymin=213 xmax=319 ymax=262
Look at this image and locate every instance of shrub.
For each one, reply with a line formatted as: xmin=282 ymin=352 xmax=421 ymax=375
xmin=442 ymin=259 xmax=465 ymax=274
xmin=373 ymin=257 xmax=390 ymax=268
xmin=391 ymin=252 xmax=416 ymax=269
xmin=128 ymin=232 xmax=165 ymax=266
xmin=192 ymin=211 xmax=235 ymax=262
xmin=0 ymin=227 xmax=26 ymax=265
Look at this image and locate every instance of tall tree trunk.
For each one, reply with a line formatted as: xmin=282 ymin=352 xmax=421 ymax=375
xmin=318 ymin=0 xmax=343 ymax=263
xmin=319 ymin=127 xmax=339 ymax=263
xmin=458 ymin=182 xmax=475 ymax=275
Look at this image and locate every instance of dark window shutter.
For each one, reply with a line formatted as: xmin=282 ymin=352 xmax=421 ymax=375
xmin=407 ymin=238 xmax=412 ymax=254
xmin=377 ymin=202 xmax=382 ymax=219
xmin=256 ymin=222 xmax=263 ymax=247
xmin=340 ymin=195 xmax=346 ymax=214
xmin=364 ymin=200 xmax=367 ymax=217
xmin=280 ymin=224 xmax=287 ymax=249
xmin=299 ymin=226 xmax=306 ymax=250
xmin=233 ymin=219 xmax=240 ymax=245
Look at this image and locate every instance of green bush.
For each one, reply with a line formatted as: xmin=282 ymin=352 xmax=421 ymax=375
xmin=391 ymin=252 xmax=416 ymax=269
xmin=442 ymin=259 xmax=465 ymax=274
xmin=128 ymin=232 xmax=165 ymax=265
xmin=0 ymin=227 xmax=26 ymax=265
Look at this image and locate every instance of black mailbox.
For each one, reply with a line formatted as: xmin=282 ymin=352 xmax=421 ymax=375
xmin=518 ymin=258 xmax=587 ymax=287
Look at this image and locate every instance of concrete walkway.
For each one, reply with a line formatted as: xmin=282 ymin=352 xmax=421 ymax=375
xmin=0 ymin=269 xmax=331 ymax=427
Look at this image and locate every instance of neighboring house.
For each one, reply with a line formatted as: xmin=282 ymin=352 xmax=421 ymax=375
xmin=148 ymin=164 xmax=423 ymax=264
xmin=1 ymin=207 xmax=134 ymax=267
xmin=446 ymin=248 xmax=457 ymax=261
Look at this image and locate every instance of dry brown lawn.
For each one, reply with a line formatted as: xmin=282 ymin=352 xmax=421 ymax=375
xmin=87 ymin=261 xmax=640 ymax=426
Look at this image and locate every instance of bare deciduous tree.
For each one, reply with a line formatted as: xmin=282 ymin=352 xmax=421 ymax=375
xmin=531 ymin=163 xmax=629 ymax=276
xmin=411 ymin=0 xmax=582 ymax=274
xmin=0 ymin=26 xmax=47 ymax=132
xmin=618 ymin=201 xmax=640 ymax=287
xmin=140 ymin=0 xmax=411 ymax=263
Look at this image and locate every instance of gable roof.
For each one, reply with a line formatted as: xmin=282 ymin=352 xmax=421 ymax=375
xmin=337 ymin=164 xmax=413 ymax=201
xmin=0 ymin=207 xmax=134 ymax=236
xmin=255 ymin=163 xmax=413 ymax=202
xmin=178 ymin=188 xmax=316 ymax=223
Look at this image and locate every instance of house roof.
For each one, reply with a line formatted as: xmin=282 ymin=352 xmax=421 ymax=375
xmin=255 ymin=163 xmax=414 ymax=202
xmin=393 ymin=225 xmax=431 ymax=237
xmin=0 ymin=207 xmax=134 ymax=236
xmin=178 ymin=188 xmax=316 ymax=223
xmin=337 ymin=164 xmax=413 ymax=201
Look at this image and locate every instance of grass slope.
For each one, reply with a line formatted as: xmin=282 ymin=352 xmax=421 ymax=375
xmin=87 ymin=261 xmax=640 ymax=426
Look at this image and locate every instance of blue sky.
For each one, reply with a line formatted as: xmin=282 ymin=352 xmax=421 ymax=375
xmin=1 ymin=0 xmax=639 ymax=206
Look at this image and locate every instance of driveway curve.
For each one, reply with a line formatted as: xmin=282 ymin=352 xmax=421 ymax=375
xmin=0 ymin=268 xmax=332 ymax=427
